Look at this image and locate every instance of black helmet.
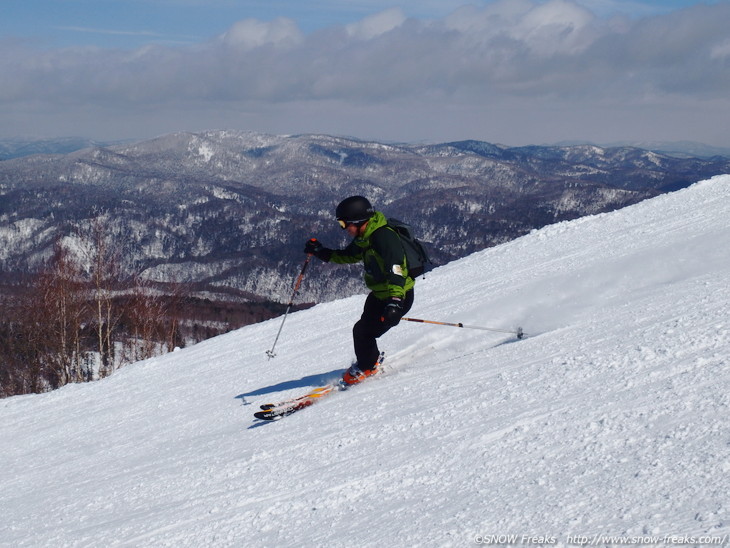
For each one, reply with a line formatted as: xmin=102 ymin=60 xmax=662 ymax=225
xmin=335 ymin=196 xmax=374 ymax=224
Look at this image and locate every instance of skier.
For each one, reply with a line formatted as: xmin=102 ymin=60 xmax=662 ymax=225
xmin=304 ymin=196 xmax=415 ymax=385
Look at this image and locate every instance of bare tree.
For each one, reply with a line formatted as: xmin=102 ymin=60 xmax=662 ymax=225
xmin=31 ymin=241 xmax=88 ymax=386
xmin=77 ymin=216 xmax=125 ymax=378
xmin=162 ymin=280 xmax=186 ymax=353
xmin=0 ymin=291 xmax=39 ymax=396
xmin=124 ymin=277 xmax=166 ymax=362
xmin=1 ymin=215 xmax=194 ymax=397
xmin=122 ymin=276 xmax=188 ymax=362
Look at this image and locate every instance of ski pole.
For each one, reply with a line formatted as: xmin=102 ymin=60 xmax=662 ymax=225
xmin=266 ymin=252 xmax=313 ymax=358
xmin=401 ymin=317 xmax=525 ymax=339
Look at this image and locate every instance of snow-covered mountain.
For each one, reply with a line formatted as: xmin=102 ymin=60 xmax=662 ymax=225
xmin=3 ymin=130 xmax=730 ymax=308
xmin=1 ymin=175 xmax=728 ymax=547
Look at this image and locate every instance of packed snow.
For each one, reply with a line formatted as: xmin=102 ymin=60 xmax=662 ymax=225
xmin=1 ymin=176 xmax=729 ymax=547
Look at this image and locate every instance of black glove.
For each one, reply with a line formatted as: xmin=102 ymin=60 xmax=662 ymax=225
xmin=304 ymin=238 xmax=332 ymax=261
xmin=381 ymin=297 xmax=404 ymax=326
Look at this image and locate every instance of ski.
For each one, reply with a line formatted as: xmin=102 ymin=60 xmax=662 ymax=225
xmin=254 ymin=353 xmax=385 ymax=421
xmin=258 ymin=383 xmax=336 ymax=411
xmin=254 ymin=384 xmax=338 ymax=420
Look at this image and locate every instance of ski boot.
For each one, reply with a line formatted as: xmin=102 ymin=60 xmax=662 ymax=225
xmin=341 ymin=352 xmax=385 ymax=387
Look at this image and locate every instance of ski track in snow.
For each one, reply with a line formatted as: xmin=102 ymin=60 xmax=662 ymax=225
xmin=1 ymin=176 xmax=729 ymax=547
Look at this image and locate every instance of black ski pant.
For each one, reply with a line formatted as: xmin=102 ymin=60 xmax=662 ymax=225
xmin=352 ymin=289 xmax=414 ymax=370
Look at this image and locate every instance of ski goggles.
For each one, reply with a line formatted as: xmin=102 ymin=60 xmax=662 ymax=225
xmin=337 ymin=219 xmax=366 ymax=229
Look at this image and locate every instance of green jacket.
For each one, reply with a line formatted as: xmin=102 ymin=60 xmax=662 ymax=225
xmin=329 ymin=211 xmax=415 ymax=300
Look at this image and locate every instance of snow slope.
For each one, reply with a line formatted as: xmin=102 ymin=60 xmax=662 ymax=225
xmin=1 ymin=176 xmax=729 ymax=548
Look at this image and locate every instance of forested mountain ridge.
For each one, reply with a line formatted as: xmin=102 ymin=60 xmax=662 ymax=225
xmin=3 ymin=130 xmax=726 ymax=304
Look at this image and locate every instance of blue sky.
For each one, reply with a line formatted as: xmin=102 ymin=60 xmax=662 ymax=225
xmin=2 ymin=0 xmax=729 ymax=146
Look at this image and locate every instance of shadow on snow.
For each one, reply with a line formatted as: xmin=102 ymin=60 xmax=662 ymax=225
xmin=236 ymin=367 xmax=344 ymax=401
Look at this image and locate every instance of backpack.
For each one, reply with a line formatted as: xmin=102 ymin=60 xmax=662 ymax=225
xmin=386 ymin=218 xmax=431 ymax=278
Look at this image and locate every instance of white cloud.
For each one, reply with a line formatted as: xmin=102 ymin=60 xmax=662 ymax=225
xmin=218 ymin=17 xmax=303 ymax=50
xmin=345 ymin=8 xmax=406 ymax=40
xmin=515 ymin=0 xmax=597 ymax=54
xmin=0 ymin=0 xmax=729 ymax=145
xmin=445 ymin=0 xmax=600 ymax=55
xmin=711 ymin=39 xmax=730 ymax=60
